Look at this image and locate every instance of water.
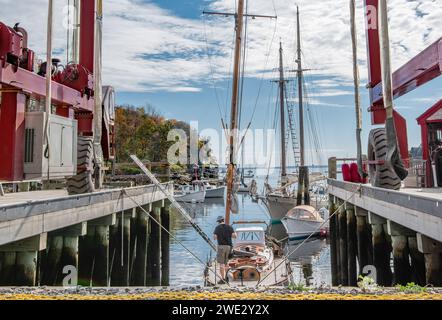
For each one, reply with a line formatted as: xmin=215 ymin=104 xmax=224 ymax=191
xmin=169 ymin=171 xmax=331 ymax=287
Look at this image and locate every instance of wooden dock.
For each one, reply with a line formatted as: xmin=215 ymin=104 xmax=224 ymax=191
xmin=328 ymin=178 xmax=442 ymax=287
xmin=0 ymin=184 xmax=173 ymax=287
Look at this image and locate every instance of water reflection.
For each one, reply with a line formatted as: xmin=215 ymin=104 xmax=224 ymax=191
xmin=169 ymin=176 xmax=331 ymax=287
xmin=285 ymin=238 xmax=331 ymax=287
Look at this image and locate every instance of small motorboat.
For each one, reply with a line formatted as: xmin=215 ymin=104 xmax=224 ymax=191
xmin=202 ymin=181 xmax=226 ymax=199
xmin=174 ymin=182 xmax=206 ymax=203
xmin=281 ymin=205 xmax=326 ymax=241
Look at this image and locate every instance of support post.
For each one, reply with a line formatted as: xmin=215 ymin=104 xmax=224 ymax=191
xmin=161 ymin=202 xmax=170 ymax=287
xmin=110 ymin=211 xmax=131 ymax=286
xmin=41 ymin=236 xmax=63 ymax=285
xmin=338 ymin=201 xmax=348 ymax=286
xmin=0 ymin=234 xmax=47 ymax=286
xmin=417 ymin=234 xmax=442 ymax=286
xmin=0 ymin=252 xmax=16 ymax=286
xmin=355 ymin=208 xmax=372 ymax=276
xmin=408 ymin=237 xmax=426 ymax=286
xmin=132 ymin=205 xmax=151 ymax=286
xmin=369 ymin=213 xmax=392 ymax=286
xmin=328 ymin=197 xmax=339 ymax=286
xmin=346 ymin=205 xmax=357 ymax=286
xmin=147 ymin=202 xmax=162 ymax=286
xmin=78 ymin=215 xmax=115 ymax=287
xmin=387 ymin=221 xmax=413 ymax=285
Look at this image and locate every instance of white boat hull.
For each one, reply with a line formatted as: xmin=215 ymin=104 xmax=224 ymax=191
xmin=205 ymin=257 xmax=291 ymax=287
xmin=265 ymin=194 xmax=297 ymax=221
xmin=175 ymin=190 xmax=206 ymax=203
xmin=205 ymin=186 xmax=226 ymax=198
xmin=281 ymin=216 xmax=323 ymax=241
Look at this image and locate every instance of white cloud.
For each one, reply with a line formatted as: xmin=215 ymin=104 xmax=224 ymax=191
xmin=0 ymin=0 xmax=440 ymax=94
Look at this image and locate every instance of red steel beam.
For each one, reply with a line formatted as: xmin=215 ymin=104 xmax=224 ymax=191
xmin=0 ymin=64 xmax=94 ymax=112
xmin=80 ymin=0 xmax=96 ymax=74
xmin=364 ymin=0 xmax=442 ymax=112
xmin=371 ymin=38 xmax=442 ymax=105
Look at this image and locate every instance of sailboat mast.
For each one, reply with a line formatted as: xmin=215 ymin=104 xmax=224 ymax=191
xmin=296 ymin=6 xmax=305 ymax=167
xmin=225 ymin=0 xmax=245 ymax=224
xmin=278 ymin=42 xmax=287 ymax=183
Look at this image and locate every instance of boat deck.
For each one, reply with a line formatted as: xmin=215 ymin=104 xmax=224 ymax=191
xmin=206 ymin=258 xmax=291 ymax=288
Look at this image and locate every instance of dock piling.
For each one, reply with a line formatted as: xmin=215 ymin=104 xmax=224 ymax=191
xmin=346 ymin=205 xmax=357 ymax=286
xmin=147 ymin=202 xmax=162 ymax=286
xmin=132 ymin=205 xmax=151 ymax=286
xmin=328 ymin=197 xmax=339 ymax=286
xmin=387 ymin=221 xmax=413 ymax=285
xmin=417 ymin=234 xmax=442 ymax=286
xmin=161 ymin=202 xmax=170 ymax=287
xmin=369 ymin=213 xmax=392 ymax=286
xmin=0 ymin=252 xmax=16 ymax=286
xmin=338 ymin=202 xmax=348 ymax=286
xmin=408 ymin=236 xmax=426 ymax=286
xmin=355 ymin=208 xmax=372 ymax=276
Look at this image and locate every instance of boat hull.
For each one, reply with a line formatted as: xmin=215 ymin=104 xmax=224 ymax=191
xmin=281 ymin=217 xmax=323 ymax=241
xmin=205 ymin=186 xmax=226 ymax=198
xmin=205 ymin=257 xmax=291 ymax=287
xmin=175 ymin=190 xmax=206 ymax=203
xmin=265 ymin=194 xmax=297 ymax=221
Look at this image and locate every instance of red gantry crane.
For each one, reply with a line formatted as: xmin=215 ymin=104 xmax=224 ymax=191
xmin=363 ymin=0 xmax=442 ymax=189
xmin=0 ymin=0 xmax=115 ymax=194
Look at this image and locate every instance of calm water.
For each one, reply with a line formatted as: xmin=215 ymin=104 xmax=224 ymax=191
xmin=169 ymin=171 xmax=332 ymax=287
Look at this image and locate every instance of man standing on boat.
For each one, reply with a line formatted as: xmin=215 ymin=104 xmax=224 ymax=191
xmin=213 ymin=216 xmax=237 ymax=284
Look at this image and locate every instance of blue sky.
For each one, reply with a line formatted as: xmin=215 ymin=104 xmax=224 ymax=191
xmin=1 ymin=0 xmax=441 ymax=165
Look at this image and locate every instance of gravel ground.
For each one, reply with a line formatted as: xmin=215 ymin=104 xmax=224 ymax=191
xmin=0 ymin=286 xmax=441 ymax=300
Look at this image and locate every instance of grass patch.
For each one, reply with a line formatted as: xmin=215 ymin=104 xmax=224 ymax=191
xmin=396 ymin=283 xmax=427 ymax=293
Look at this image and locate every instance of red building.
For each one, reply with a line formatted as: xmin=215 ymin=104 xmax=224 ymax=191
xmin=417 ymin=100 xmax=442 ymax=187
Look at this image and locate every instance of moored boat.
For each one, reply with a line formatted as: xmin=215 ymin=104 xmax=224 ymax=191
xmin=281 ymin=205 xmax=326 ymax=241
xmin=175 ymin=182 xmax=206 ymax=203
xmin=205 ymin=223 xmax=291 ymax=287
xmin=203 ymin=182 xmax=226 ymax=199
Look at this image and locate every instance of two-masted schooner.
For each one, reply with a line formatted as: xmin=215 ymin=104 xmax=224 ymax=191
xmin=204 ymin=0 xmax=291 ymax=287
xmin=264 ymin=8 xmax=328 ymax=226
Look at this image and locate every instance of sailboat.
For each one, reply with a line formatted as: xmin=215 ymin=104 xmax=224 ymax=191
xmin=204 ymin=0 xmax=291 ymax=287
xmin=264 ymin=8 xmax=327 ymax=224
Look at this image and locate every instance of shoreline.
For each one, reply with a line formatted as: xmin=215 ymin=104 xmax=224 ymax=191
xmin=1 ymin=286 xmax=441 ymax=300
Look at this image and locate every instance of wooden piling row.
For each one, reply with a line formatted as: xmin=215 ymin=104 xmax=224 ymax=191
xmin=0 ymin=198 xmax=172 ymax=288
xmin=331 ymin=197 xmax=442 ymax=288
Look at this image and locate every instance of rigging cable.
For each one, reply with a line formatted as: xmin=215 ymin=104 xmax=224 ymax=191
xmin=256 ymin=185 xmax=362 ymax=287
xmin=122 ymin=189 xmax=231 ymax=287
xmin=202 ymin=14 xmax=227 ymax=129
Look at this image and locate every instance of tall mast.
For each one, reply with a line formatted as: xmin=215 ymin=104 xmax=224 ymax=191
xmin=295 ymin=6 xmax=310 ymax=206
xmin=350 ymin=0 xmax=364 ymax=177
xmin=296 ymin=6 xmax=305 ymax=167
xmin=225 ymin=0 xmax=245 ymax=224
xmin=278 ymin=42 xmax=287 ymax=183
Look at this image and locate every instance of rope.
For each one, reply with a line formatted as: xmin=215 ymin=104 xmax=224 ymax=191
xmin=256 ymin=185 xmax=361 ymax=287
xmin=121 ymin=189 xmax=230 ymax=287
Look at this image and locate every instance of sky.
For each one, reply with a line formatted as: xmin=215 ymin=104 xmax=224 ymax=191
xmin=1 ymin=0 xmax=441 ymax=166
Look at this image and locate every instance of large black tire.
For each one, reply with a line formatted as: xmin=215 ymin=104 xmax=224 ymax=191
xmin=67 ymin=137 xmax=95 ymax=195
xmin=368 ymin=128 xmax=401 ymax=190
